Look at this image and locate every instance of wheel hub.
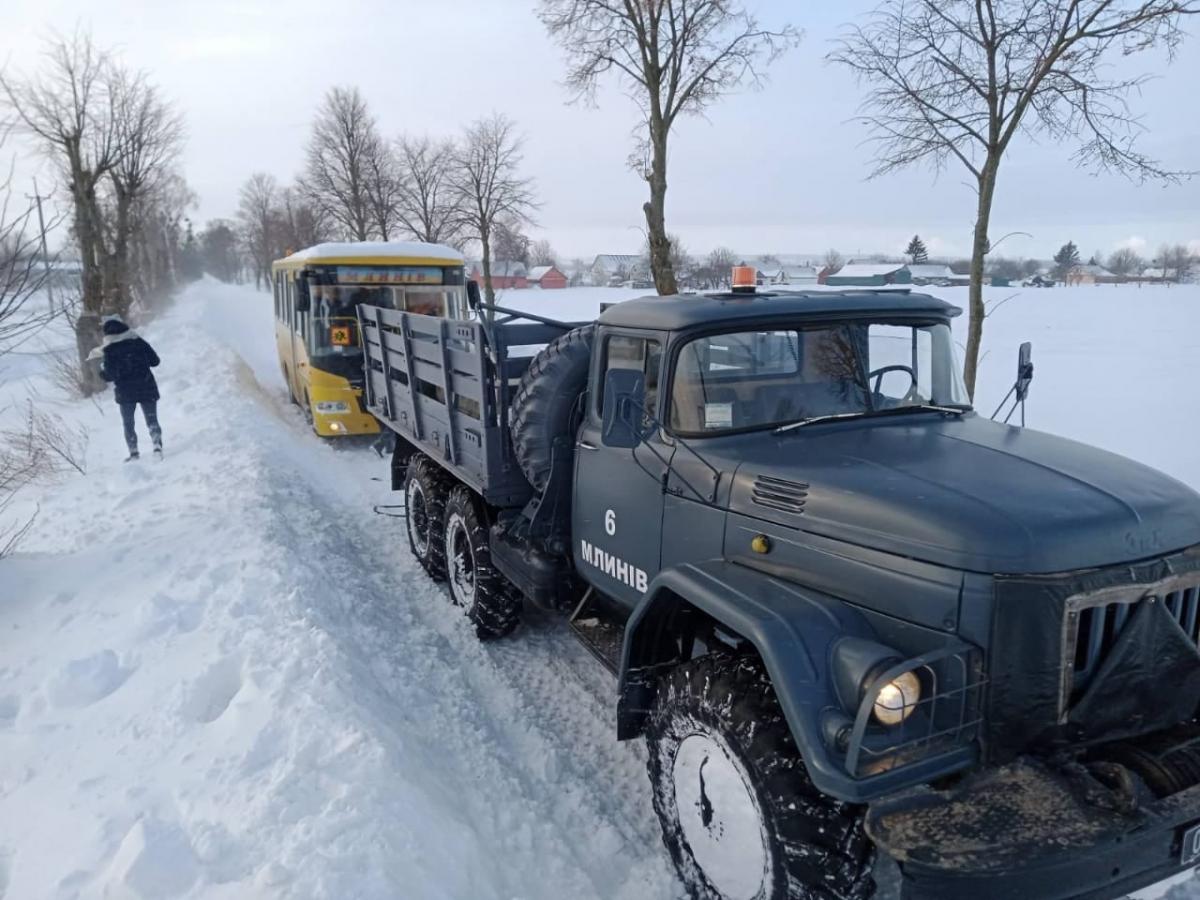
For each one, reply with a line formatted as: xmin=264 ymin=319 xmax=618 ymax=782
xmin=445 ymin=514 xmax=475 ymax=606
xmin=407 ymin=480 xmax=429 ymax=555
xmin=673 ymin=732 xmax=770 ymax=900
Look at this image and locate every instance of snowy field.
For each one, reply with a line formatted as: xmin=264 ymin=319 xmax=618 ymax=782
xmin=0 ymin=278 xmax=1198 ymax=899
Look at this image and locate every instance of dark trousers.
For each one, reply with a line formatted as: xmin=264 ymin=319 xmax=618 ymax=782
xmin=119 ymin=400 xmax=162 ymax=454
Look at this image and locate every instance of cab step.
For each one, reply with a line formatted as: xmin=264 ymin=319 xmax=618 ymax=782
xmin=568 ymin=589 xmax=626 ymax=675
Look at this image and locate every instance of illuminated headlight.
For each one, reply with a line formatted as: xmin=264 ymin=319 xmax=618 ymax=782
xmin=872 ymin=670 xmax=921 ymax=726
xmin=314 ymin=401 xmax=351 ymax=414
xmin=328 ymin=421 xmax=345 ymax=432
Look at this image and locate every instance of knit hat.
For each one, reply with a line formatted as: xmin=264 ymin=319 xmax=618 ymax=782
xmin=102 ymin=317 xmax=130 ymax=336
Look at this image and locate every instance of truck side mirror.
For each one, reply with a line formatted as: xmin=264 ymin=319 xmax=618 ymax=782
xmin=601 ymin=369 xmax=648 ymax=449
xmin=1016 ymin=341 xmax=1034 ymax=402
xmin=466 ymin=279 xmax=481 ymax=311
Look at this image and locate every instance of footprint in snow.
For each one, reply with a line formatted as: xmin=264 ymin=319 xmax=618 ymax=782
xmin=45 ymin=650 xmax=133 ymax=709
xmin=181 ymin=655 xmax=243 ymax=724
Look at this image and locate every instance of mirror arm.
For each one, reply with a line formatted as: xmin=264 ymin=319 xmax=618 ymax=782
xmin=624 ymin=399 xmax=722 ymax=504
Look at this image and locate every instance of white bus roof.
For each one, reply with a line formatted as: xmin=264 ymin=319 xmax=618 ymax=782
xmin=275 ymin=241 xmax=465 ymax=268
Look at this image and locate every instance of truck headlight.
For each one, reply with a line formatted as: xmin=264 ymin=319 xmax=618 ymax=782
xmin=315 ymin=401 xmax=351 ymax=414
xmin=832 ymin=637 xmax=923 ymax=728
xmin=873 ymin=670 xmax=921 ymax=726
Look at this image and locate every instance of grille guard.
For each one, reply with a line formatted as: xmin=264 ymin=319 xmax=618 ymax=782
xmin=844 ymin=643 xmax=986 ymax=779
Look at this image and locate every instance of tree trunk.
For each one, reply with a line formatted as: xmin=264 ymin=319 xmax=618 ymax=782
xmin=962 ymin=161 xmax=999 ymax=401
xmin=480 ymin=227 xmax=495 ymax=304
xmin=643 ymin=122 xmax=677 ymax=296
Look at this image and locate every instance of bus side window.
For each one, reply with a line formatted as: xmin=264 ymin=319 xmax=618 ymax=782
xmin=285 ymin=276 xmax=294 ymax=327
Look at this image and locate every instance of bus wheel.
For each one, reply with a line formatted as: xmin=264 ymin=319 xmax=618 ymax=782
xmin=405 ymin=456 xmax=448 ymax=581
xmin=302 ymin=391 xmax=315 ymax=429
xmin=443 ymin=485 xmax=521 ymax=639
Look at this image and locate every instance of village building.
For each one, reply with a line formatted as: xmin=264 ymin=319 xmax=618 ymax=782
xmin=590 ymin=254 xmax=643 ymax=286
xmin=527 ymin=265 xmax=568 ymax=289
xmin=469 ymin=260 xmax=528 ymax=290
xmin=824 ymin=262 xmax=912 ymax=287
xmin=906 ymin=263 xmax=956 ymax=285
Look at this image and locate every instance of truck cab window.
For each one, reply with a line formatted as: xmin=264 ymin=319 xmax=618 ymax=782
xmin=601 ymin=334 xmax=662 ymax=418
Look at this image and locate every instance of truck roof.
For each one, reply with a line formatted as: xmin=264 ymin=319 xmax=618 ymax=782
xmin=597 ymin=289 xmax=961 ymax=331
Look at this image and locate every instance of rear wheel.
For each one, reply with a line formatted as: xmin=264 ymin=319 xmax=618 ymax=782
xmin=405 ymin=456 xmax=448 ymax=580
xmin=443 ymin=485 xmax=521 ymax=639
xmin=646 ymin=653 xmax=875 ymax=900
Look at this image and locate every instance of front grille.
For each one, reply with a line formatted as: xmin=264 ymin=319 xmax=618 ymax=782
xmin=751 ymin=475 xmax=809 ymax=515
xmin=1069 ymin=578 xmax=1200 ymax=698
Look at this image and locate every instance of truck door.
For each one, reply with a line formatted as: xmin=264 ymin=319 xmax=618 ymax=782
xmin=573 ymin=330 xmax=670 ymax=609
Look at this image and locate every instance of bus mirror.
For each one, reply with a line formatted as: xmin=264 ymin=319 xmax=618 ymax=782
xmin=466 ymin=279 xmax=481 ymax=311
xmin=1016 ymin=341 xmax=1033 ymax=401
xmin=601 ymin=369 xmax=648 ymax=449
xmin=295 ymin=277 xmax=311 ymax=313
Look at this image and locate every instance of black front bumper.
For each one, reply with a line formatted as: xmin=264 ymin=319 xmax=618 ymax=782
xmin=867 ymin=759 xmax=1200 ymax=899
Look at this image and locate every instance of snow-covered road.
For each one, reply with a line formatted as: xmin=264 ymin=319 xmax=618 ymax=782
xmin=0 ymin=280 xmax=679 ymax=899
xmin=2 ymin=277 xmax=1199 ymax=899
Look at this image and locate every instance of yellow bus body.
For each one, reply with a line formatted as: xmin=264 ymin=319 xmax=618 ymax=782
xmin=270 ymin=242 xmax=467 ymax=437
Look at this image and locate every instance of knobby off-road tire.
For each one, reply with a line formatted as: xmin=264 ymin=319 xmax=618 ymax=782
xmin=646 ymin=653 xmax=875 ymax=900
xmin=510 ymin=325 xmax=595 ymax=493
xmin=443 ymin=485 xmax=521 ymax=639
xmin=405 ymin=455 xmax=449 ymax=580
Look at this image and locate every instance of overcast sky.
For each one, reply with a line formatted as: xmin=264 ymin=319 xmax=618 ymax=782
xmin=3 ymin=0 xmax=1198 ymax=262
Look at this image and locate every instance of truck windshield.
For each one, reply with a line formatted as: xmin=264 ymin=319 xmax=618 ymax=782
xmin=668 ymin=322 xmax=969 ymax=435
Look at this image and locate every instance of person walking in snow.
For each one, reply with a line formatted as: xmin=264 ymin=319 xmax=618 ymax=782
xmin=99 ymin=317 xmax=163 ymax=461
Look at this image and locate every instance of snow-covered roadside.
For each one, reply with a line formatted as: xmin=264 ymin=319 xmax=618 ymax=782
xmin=0 ymin=279 xmax=679 ymax=899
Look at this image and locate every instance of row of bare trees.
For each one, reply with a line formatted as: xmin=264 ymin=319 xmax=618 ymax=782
xmin=232 ymin=87 xmax=537 ymax=303
xmin=536 ymin=0 xmax=1196 ymax=398
xmin=1 ymin=29 xmax=189 ymax=393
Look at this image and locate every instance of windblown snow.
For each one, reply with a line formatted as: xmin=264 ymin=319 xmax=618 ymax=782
xmin=0 ymin=278 xmax=1198 ymax=899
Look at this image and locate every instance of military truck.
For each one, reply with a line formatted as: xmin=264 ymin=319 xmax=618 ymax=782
xmin=357 ymin=283 xmax=1200 ymax=900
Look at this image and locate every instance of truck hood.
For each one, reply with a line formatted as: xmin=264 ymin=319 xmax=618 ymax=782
xmin=723 ymin=414 xmax=1200 ymax=574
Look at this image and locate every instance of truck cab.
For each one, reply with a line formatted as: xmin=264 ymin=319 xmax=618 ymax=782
xmin=362 ymin=286 xmax=1200 ymax=900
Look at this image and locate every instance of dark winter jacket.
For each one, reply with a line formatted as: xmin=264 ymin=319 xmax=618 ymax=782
xmin=100 ymin=322 xmax=160 ymax=404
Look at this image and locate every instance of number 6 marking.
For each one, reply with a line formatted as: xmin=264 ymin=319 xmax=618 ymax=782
xmin=605 ymin=509 xmax=616 ymax=536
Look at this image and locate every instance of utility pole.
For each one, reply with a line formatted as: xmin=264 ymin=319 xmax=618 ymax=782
xmin=27 ymin=177 xmax=55 ymax=314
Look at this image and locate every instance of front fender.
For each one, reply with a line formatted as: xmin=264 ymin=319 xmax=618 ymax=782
xmin=619 ymin=560 xmax=979 ymax=803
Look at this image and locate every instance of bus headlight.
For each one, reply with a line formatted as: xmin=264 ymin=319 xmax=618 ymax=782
xmin=315 ymin=401 xmax=351 ymax=414
xmin=873 ymin=671 xmax=921 ymax=726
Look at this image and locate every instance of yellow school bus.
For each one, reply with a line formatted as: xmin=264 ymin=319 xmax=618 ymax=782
xmin=272 ymin=241 xmax=469 ymax=436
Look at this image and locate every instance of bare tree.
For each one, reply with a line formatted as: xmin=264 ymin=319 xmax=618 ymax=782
xmin=1158 ymin=243 xmax=1198 ymax=281
xmin=1 ymin=29 xmax=120 ymax=392
xmin=0 ymin=141 xmax=52 ymax=355
xmin=101 ymin=66 xmax=183 ymax=316
xmin=302 ymin=86 xmax=391 ymax=241
xmin=491 ymin=219 xmax=532 ymax=268
xmin=277 ymin=185 xmax=329 ymax=253
xmin=237 ymin=172 xmax=280 ymax=290
xmin=451 ymin=114 xmax=537 ymax=303
xmin=830 ymin=0 xmax=1198 ymax=398
xmin=529 ymin=238 xmax=558 ymax=268
xmin=394 ymin=135 xmax=465 ymax=246
xmin=823 ymin=248 xmax=845 ymax=274
xmin=540 ymin=1 xmax=799 ymax=296
xmin=1107 ymin=246 xmax=1145 ymax=276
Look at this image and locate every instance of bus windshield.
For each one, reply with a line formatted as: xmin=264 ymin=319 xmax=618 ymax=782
xmin=307 ymin=284 xmax=462 ymax=358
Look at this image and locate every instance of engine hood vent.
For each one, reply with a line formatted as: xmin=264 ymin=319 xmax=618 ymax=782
xmin=751 ymin=474 xmax=809 ymax=515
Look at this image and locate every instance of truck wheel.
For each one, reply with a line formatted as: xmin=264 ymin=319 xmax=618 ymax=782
xmin=510 ymin=325 xmax=595 ymax=492
xmin=405 ymin=456 xmax=448 ymax=580
xmin=443 ymin=485 xmax=521 ymax=639
xmin=646 ymin=653 xmax=875 ymax=900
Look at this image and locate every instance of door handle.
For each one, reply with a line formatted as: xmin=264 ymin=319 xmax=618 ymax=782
xmin=577 ymin=440 xmax=599 ymax=451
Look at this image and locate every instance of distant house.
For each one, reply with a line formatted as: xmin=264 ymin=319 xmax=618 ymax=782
xmin=767 ymin=264 xmax=819 ymax=286
xmin=907 ymin=263 xmax=955 ymax=285
xmin=1065 ymin=264 xmax=1112 ymax=286
xmin=1139 ymin=267 xmax=1171 ymax=282
xmin=470 ymin=260 xmax=528 ymax=290
xmin=825 ymin=263 xmax=912 ymax=287
xmin=528 ymin=265 xmax=568 ymax=290
xmin=591 ymin=254 xmax=642 ymax=286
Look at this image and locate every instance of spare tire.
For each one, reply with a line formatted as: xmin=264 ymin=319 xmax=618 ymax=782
xmin=510 ymin=325 xmax=595 ymax=493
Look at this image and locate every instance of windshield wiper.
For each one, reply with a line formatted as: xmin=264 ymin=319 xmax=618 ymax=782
xmin=773 ymin=404 xmax=969 ymax=434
